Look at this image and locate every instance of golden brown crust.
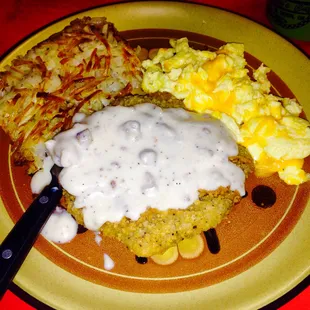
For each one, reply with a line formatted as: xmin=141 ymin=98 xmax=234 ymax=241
xmin=111 ymin=92 xmax=185 ymax=109
xmin=59 ymin=94 xmax=254 ymax=257
xmin=61 ymin=143 xmax=253 ymax=257
xmin=62 ymin=186 xmax=240 ymax=257
xmin=230 ymin=145 xmax=254 ymax=178
xmin=0 ymin=17 xmax=143 ymax=173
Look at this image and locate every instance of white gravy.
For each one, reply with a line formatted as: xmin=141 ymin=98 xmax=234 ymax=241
xmin=41 ymin=207 xmax=78 ymax=243
xmin=30 ymin=156 xmax=54 ymax=194
xmin=94 ymin=231 xmax=102 ymax=246
xmin=103 ymin=253 xmax=115 ymax=270
xmin=31 ymin=158 xmax=79 ymax=244
xmin=46 ymin=103 xmax=245 ymax=231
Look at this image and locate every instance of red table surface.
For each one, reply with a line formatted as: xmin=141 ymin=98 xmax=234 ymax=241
xmin=0 ymin=0 xmax=309 ymax=309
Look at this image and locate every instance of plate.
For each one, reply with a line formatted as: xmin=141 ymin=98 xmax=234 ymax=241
xmin=0 ymin=2 xmax=309 ymax=309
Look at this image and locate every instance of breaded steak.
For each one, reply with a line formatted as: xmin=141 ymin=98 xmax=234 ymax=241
xmin=61 ymin=94 xmax=254 ymax=257
xmin=63 ymin=186 xmax=247 ymax=257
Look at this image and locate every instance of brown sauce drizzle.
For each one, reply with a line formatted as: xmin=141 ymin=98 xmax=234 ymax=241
xmin=251 ymin=185 xmax=276 ymax=208
xmin=204 ymin=228 xmax=220 ymax=254
xmin=77 ymin=224 xmax=88 ymax=234
xmin=135 ymin=256 xmax=148 ymax=264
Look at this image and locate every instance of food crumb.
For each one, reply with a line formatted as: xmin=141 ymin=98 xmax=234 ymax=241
xmin=94 ymin=231 xmax=102 ymax=246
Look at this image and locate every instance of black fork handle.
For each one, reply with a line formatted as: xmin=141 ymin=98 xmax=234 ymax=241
xmin=0 ymin=175 xmax=62 ymax=299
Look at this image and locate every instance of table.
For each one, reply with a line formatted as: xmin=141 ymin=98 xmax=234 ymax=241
xmin=0 ymin=0 xmax=309 ymax=309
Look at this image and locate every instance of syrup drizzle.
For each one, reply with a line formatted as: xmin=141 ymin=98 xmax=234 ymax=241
xmin=204 ymin=228 xmax=220 ymax=254
xmin=251 ymin=185 xmax=276 ymax=208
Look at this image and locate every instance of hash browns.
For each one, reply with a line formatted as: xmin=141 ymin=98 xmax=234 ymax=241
xmin=0 ymin=17 xmax=143 ymax=173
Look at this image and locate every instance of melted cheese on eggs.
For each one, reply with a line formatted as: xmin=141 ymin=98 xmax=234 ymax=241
xmin=142 ymin=38 xmax=310 ymax=184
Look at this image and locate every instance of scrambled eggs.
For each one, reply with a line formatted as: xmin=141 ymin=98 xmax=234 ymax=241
xmin=142 ymin=38 xmax=310 ymax=185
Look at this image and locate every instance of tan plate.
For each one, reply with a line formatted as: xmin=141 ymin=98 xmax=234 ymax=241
xmin=0 ymin=2 xmax=309 ymax=309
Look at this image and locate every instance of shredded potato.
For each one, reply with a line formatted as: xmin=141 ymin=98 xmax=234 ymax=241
xmin=0 ymin=17 xmax=143 ymax=173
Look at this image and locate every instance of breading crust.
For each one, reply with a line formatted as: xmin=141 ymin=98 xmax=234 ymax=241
xmin=61 ymin=94 xmax=254 ymax=257
xmin=63 ymin=186 xmax=242 ymax=257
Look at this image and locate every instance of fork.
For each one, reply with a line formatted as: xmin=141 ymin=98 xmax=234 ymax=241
xmin=0 ymin=165 xmax=62 ymax=299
